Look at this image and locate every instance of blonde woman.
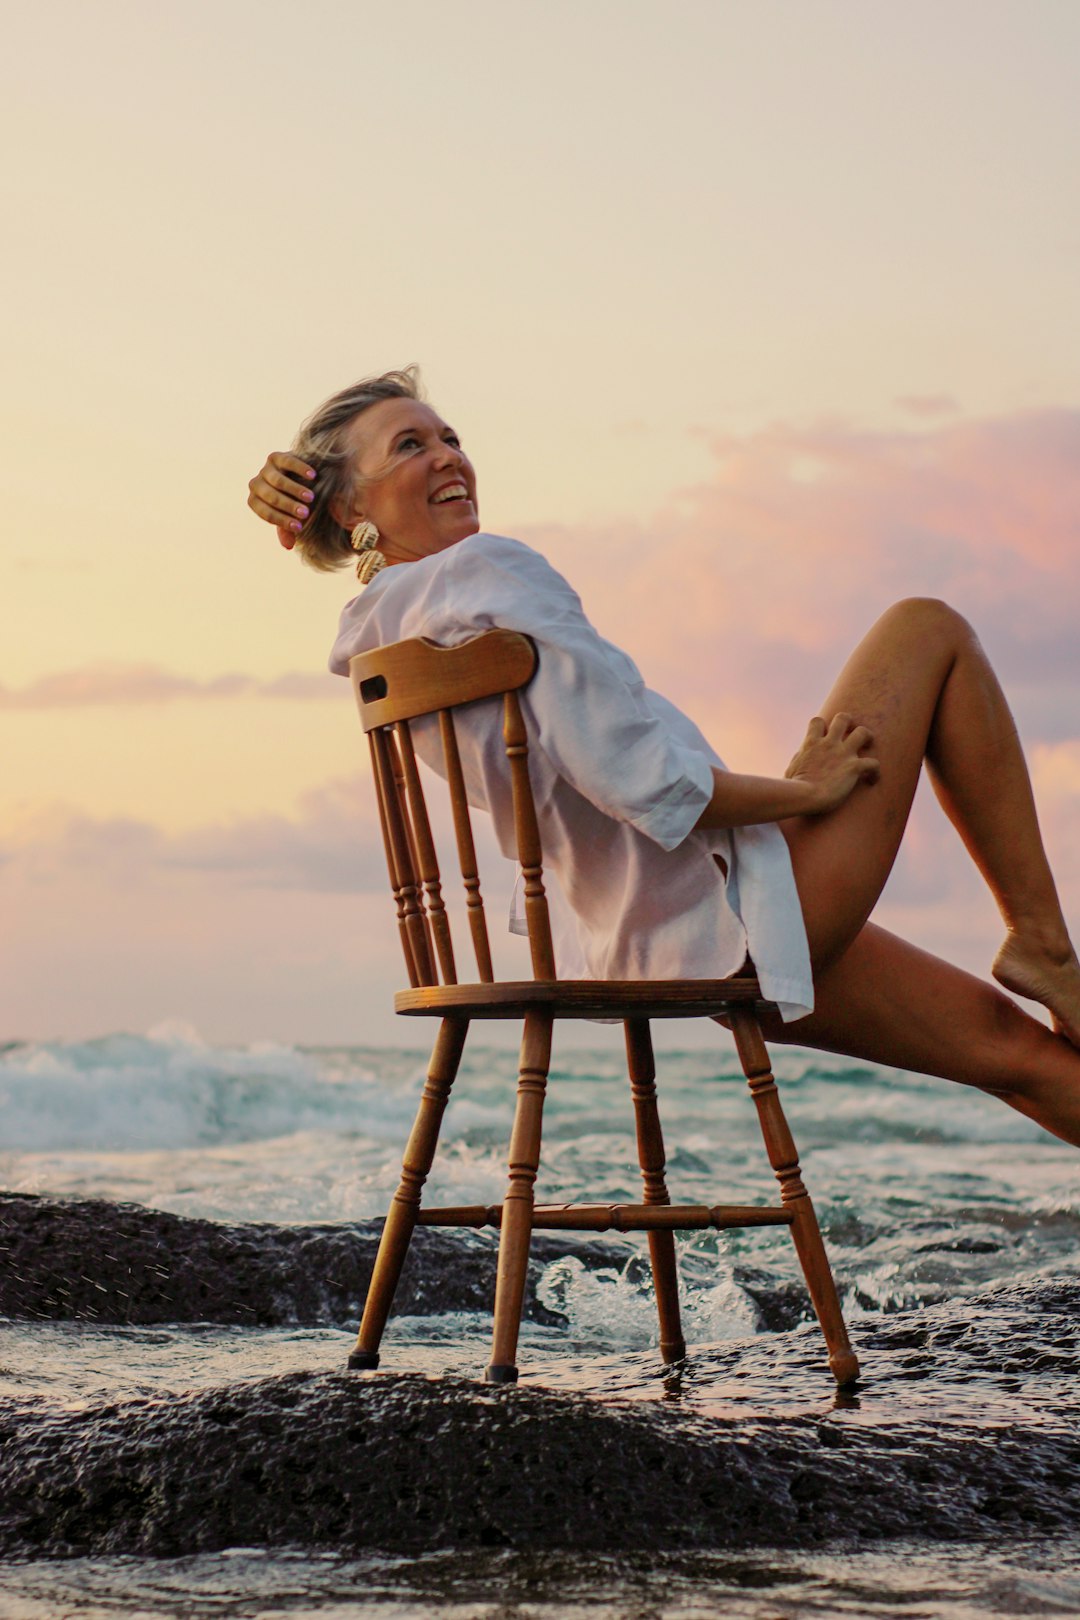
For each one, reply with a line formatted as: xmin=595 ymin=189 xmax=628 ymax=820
xmin=248 ymin=369 xmax=1080 ymax=1148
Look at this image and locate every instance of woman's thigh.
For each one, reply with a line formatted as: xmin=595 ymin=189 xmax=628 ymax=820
xmin=780 ymin=598 xmax=967 ymax=969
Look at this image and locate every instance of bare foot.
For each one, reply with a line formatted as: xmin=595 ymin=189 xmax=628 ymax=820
xmin=992 ymin=931 xmax=1080 ymax=1048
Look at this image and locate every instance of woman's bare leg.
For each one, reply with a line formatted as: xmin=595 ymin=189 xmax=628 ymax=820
xmin=780 ymin=597 xmax=1080 ymax=1044
xmin=757 ymin=923 xmax=1080 ymax=1148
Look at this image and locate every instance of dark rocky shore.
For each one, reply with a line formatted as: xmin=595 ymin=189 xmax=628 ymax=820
xmin=0 ymin=1192 xmax=806 ymax=1332
xmin=3 ymin=1194 xmax=1079 ymax=1556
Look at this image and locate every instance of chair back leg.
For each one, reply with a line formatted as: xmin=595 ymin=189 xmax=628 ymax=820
xmin=624 ymin=1018 xmax=686 ymax=1364
xmin=729 ymin=1009 xmax=859 ymax=1386
xmin=485 ymin=1009 xmax=553 ymax=1384
xmin=349 ymin=1018 xmax=469 ymax=1369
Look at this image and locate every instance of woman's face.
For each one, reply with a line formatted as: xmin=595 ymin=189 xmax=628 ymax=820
xmin=345 ymin=398 xmax=479 ymax=564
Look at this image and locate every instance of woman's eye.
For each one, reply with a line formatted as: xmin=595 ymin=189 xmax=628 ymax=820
xmin=398 ymin=435 xmax=421 ymax=452
xmin=445 ymin=435 xmax=461 ymax=449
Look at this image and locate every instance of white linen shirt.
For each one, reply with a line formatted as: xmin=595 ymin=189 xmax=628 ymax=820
xmin=329 ymin=533 xmax=814 ymax=1020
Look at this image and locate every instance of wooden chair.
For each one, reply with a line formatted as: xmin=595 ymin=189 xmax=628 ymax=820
xmin=346 ymin=630 xmax=859 ymax=1388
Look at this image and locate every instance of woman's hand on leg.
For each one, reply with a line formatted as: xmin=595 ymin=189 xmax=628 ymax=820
xmin=784 ymin=713 xmax=880 ymax=814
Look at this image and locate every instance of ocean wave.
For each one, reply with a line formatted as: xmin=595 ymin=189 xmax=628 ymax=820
xmin=0 ymin=1027 xmax=426 ymax=1152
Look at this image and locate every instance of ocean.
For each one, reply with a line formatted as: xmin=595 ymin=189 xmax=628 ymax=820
xmin=2 ymin=1025 xmax=1079 ymax=1617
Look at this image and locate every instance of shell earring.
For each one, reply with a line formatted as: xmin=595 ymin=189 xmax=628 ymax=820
xmin=350 ymin=520 xmax=387 ymax=584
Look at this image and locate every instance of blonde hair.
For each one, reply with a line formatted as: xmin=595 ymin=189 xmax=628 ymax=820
xmin=291 ymin=367 xmax=423 ymax=572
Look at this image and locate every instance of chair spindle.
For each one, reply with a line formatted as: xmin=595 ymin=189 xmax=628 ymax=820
xmin=372 ymin=725 xmax=436 ymax=987
xmin=369 ymin=732 xmax=420 ymax=988
xmin=397 ymin=721 xmax=456 ymax=984
xmin=439 ymin=708 xmax=495 ymax=982
xmin=503 ymin=688 xmax=556 ymax=982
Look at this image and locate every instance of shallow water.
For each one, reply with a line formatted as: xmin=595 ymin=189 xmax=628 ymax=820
xmin=4 ymin=1541 xmax=1080 ymax=1619
xmin=2 ymin=1028 xmax=1079 ymax=1613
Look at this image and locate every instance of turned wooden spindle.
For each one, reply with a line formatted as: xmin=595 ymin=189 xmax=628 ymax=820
xmin=372 ymin=726 xmax=435 ymax=987
xmin=730 ymin=1008 xmax=859 ymax=1386
xmin=503 ymin=689 xmax=556 ymax=982
xmin=397 ymin=721 xmax=456 ymax=984
xmin=368 ymin=732 xmax=419 ymax=988
xmin=625 ymin=1018 xmax=686 ymax=1364
xmin=350 ymin=1018 xmax=469 ymax=1369
xmin=439 ymin=709 xmax=495 ymax=982
xmin=486 ymin=1009 xmax=553 ymax=1383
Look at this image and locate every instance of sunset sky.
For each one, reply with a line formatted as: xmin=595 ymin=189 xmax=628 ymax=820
xmin=4 ymin=0 xmax=1079 ymax=1045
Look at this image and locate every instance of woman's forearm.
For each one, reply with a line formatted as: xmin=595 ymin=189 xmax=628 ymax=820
xmin=694 ymin=768 xmax=818 ymax=831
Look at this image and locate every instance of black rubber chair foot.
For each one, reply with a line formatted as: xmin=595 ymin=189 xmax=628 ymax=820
xmin=347 ymin=1349 xmax=381 ymax=1370
xmin=484 ymin=1363 xmax=519 ymax=1385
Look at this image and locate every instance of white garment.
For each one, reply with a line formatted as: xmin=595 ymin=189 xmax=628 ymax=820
xmin=329 ymin=533 xmax=814 ymax=1020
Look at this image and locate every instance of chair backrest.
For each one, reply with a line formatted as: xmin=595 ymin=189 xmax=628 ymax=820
xmin=349 ymin=630 xmax=556 ymax=988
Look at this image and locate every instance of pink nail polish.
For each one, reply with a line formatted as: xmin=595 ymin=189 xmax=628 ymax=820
xmin=290 ymin=521 xmax=302 ymax=532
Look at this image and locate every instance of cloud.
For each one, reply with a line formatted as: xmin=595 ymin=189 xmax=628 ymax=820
xmin=3 ymin=779 xmax=385 ymax=894
xmin=894 ymin=394 xmax=961 ymax=418
xmin=2 ymin=771 xmax=511 ymax=901
xmin=0 ymin=663 xmax=339 ymax=709
xmin=522 ymin=406 xmax=1080 ymax=767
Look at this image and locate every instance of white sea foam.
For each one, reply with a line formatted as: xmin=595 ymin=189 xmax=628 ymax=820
xmin=0 ymin=1028 xmax=422 ymax=1152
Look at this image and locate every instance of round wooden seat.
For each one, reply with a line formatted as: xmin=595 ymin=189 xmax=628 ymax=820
xmin=394 ymin=975 xmax=765 ymax=1020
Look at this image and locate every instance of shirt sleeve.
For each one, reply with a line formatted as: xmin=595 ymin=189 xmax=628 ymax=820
xmin=439 ymin=536 xmax=715 ymax=851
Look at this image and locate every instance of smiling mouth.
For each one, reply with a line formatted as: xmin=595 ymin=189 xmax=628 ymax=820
xmin=430 ymin=483 xmax=471 ymax=505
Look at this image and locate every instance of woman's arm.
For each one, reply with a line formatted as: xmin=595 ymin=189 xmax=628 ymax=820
xmin=695 ymin=714 xmax=879 ymax=831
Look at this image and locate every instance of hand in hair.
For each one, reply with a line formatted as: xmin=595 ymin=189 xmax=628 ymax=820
xmin=247 ymin=451 xmax=317 ymax=550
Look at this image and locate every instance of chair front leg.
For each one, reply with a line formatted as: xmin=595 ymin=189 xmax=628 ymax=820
xmin=485 ymin=1009 xmax=553 ymax=1384
xmin=348 ymin=1017 xmax=468 ymax=1370
xmin=729 ymin=1008 xmax=859 ymax=1387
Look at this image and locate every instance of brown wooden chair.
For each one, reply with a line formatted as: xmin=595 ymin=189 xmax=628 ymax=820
xmin=346 ymin=629 xmax=859 ymax=1388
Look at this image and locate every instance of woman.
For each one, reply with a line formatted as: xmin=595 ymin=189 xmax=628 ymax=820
xmin=248 ymin=368 xmax=1080 ymax=1149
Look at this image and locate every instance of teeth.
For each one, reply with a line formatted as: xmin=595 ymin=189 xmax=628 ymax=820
xmin=432 ymin=484 xmax=467 ymax=504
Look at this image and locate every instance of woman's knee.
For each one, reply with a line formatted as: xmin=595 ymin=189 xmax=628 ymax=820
xmin=879 ymin=596 xmax=974 ymax=652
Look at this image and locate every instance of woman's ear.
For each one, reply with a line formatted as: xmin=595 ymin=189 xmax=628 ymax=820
xmin=330 ymin=496 xmax=361 ymax=531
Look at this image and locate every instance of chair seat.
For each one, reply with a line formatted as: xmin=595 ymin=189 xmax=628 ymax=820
xmin=394 ymin=975 xmax=765 ymax=1020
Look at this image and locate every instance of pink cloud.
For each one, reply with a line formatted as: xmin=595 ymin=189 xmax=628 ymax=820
xmin=3 ymin=779 xmax=384 ymax=893
xmin=522 ymin=407 xmax=1080 ymax=767
xmin=0 ymin=664 xmax=338 ymax=708
xmin=894 ymin=394 xmax=961 ymax=418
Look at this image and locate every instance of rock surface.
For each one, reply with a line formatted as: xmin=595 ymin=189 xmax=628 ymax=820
xmin=1 ymin=1366 xmax=1076 ymax=1557
xmin=4 ymin=1194 xmax=1079 ymax=1556
xmin=0 ymin=1193 xmax=629 ymax=1329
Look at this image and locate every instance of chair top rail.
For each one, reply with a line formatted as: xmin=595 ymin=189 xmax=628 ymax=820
xmin=350 ymin=631 xmax=536 ymax=731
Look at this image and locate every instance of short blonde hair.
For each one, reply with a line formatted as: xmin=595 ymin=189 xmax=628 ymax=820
xmin=291 ymin=367 xmax=423 ymax=572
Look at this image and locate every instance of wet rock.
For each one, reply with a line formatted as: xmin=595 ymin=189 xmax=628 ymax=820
xmin=5 ymin=1195 xmax=1080 ymax=1557
xmin=2 ymin=1356 xmax=1079 ymax=1556
xmin=0 ymin=1194 xmax=628 ymax=1329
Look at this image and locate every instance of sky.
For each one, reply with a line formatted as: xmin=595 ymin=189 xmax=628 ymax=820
xmin=3 ymin=0 xmax=1079 ymax=1047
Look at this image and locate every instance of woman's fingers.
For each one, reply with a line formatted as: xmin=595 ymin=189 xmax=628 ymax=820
xmin=247 ymin=452 xmax=316 ymax=530
xmin=247 ymin=489 xmax=303 ymax=531
xmin=264 ymin=452 xmax=316 ymax=501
